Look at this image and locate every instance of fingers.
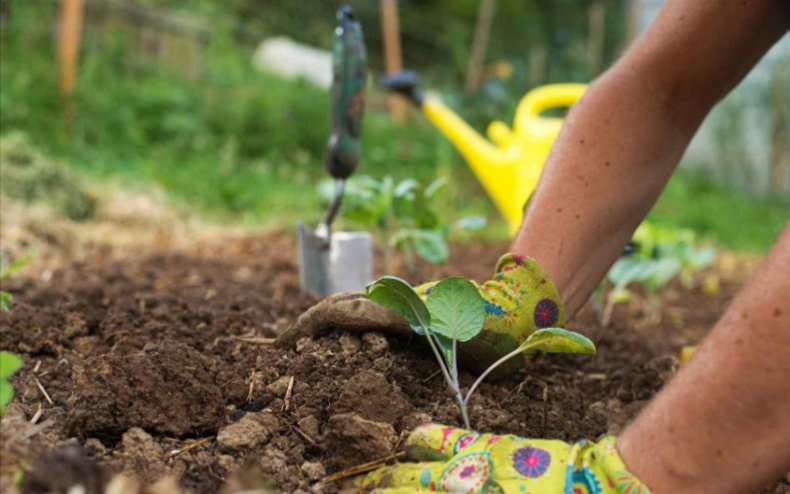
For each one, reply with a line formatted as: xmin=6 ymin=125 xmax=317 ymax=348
xmin=274 ymin=296 xmax=341 ymax=348
xmin=274 ymin=295 xmax=413 ymax=349
xmin=327 ymin=298 xmax=413 ymax=335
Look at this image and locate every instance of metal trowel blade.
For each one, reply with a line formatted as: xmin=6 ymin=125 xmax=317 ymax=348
xmin=297 ymin=223 xmax=373 ymax=296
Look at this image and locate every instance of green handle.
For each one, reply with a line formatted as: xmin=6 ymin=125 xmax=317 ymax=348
xmin=326 ymin=5 xmax=367 ymax=179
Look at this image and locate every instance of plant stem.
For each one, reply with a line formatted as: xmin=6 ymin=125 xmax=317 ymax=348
xmin=601 ymin=294 xmax=616 ymax=327
xmin=459 ymin=399 xmax=471 ymax=430
xmin=451 ymin=337 xmax=459 ymax=385
xmin=464 ymin=344 xmax=532 ymax=405
xmin=424 ymin=329 xmax=470 ymax=429
xmin=449 ymin=336 xmax=470 ymax=429
xmin=404 ymin=243 xmax=416 ymax=275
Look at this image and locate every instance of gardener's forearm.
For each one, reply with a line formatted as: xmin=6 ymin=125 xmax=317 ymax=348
xmin=512 ymin=0 xmax=788 ymax=316
xmin=618 ymin=225 xmax=790 ymax=494
xmin=512 ymin=65 xmax=694 ymax=316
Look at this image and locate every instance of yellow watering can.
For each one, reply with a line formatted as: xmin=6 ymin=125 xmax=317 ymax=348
xmin=382 ymin=71 xmax=587 ymax=235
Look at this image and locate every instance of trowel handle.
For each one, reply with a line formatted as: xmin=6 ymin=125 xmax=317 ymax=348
xmin=326 ymin=6 xmax=367 ymax=180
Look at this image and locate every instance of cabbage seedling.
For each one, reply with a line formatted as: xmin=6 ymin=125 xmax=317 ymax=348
xmin=367 ymin=276 xmax=595 ymax=428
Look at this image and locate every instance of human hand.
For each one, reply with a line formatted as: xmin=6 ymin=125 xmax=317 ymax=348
xmin=349 ymin=423 xmax=649 ymax=494
xmin=276 ymin=254 xmax=564 ymax=375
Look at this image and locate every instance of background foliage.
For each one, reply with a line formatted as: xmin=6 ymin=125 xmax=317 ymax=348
xmin=0 ymin=0 xmax=786 ymax=252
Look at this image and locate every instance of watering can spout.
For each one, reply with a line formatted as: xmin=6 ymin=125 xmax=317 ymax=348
xmin=382 ymin=71 xmax=587 ymax=235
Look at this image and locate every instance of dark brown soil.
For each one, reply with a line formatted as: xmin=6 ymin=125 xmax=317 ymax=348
xmin=0 ymin=232 xmax=785 ymax=493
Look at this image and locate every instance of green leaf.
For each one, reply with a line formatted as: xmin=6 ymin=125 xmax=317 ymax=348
xmin=426 ymin=277 xmax=485 ymax=342
xmin=0 ymin=352 xmax=23 ymax=379
xmin=609 ymin=286 xmax=632 ymax=304
xmin=394 ymin=178 xmax=418 ymax=199
xmin=434 ymin=333 xmax=454 ymax=367
xmin=424 ymin=177 xmax=448 ymax=200
xmin=687 ymin=247 xmax=716 ymax=269
xmin=0 ymin=292 xmax=12 ymax=312
xmin=519 ymin=328 xmax=596 ymax=354
xmin=366 ymin=276 xmax=430 ymax=334
xmin=454 ymin=215 xmax=487 ymax=231
xmin=411 ymin=230 xmax=449 ymax=265
xmin=0 ymin=254 xmax=32 ymax=280
xmin=643 ymin=257 xmax=681 ymax=291
xmin=608 ymin=257 xmax=652 ymax=287
xmin=0 ymin=381 xmax=12 ymax=410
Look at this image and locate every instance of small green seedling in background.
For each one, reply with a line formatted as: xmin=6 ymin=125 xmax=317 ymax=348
xmin=0 ymin=253 xmax=33 ymax=312
xmin=367 ymin=276 xmax=595 ymax=429
xmin=599 ymin=223 xmax=716 ymax=326
xmin=320 ymin=175 xmax=485 ymax=273
xmin=0 ymin=351 xmax=23 ymax=414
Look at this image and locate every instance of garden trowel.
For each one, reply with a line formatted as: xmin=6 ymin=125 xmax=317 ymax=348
xmin=297 ymin=6 xmax=372 ymax=297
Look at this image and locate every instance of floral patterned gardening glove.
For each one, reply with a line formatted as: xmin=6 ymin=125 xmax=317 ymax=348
xmin=275 ymin=254 xmax=564 ymax=375
xmin=348 ymin=424 xmax=650 ymax=494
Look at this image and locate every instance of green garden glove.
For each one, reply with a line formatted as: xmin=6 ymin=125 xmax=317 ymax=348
xmin=276 ymin=254 xmax=564 ymax=375
xmin=349 ymin=423 xmax=650 ymax=494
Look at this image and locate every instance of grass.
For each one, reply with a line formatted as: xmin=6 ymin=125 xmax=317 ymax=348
xmin=649 ymin=172 xmax=788 ymax=254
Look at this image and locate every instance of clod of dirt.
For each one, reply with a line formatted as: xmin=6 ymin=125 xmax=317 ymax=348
xmin=361 ymin=332 xmax=389 ymax=357
xmin=297 ymin=415 xmax=321 ymax=438
xmin=258 ymin=446 xmax=301 ymax=490
xmin=334 ymin=370 xmax=413 ymax=426
xmin=323 ymin=413 xmax=398 ymax=469
xmin=402 ymin=412 xmax=433 ymax=431
xmin=111 ymin=428 xmax=167 ymax=485
xmin=338 ymin=334 xmax=361 ymax=354
xmin=266 ymin=375 xmax=294 ymax=397
xmin=216 ymin=412 xmax=280 ymax=451
xmin=66 ymin=340 xmax=225 ymax=438
xmin=20 ymin=444 xmax=110 ymax=494
xmin=300 ymin=461 xmax=326 ymax=481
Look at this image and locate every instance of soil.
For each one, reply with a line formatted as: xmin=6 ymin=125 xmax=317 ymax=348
xmin=0 ymin=231 xmax=786 ymax=493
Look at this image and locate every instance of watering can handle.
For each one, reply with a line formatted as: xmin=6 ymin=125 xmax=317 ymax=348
xmin=516 ymin=84 xmax=587 ymax=129
xmin=325 ymin=6 xmax=367 ymax=180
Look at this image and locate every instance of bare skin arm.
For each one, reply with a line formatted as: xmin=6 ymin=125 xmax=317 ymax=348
xmin=513 ymin=0 xmax=788 ymax=317
xmin=509 ymin=1 xmax=789 ymax=492
xmin=618 ymin=225 xmax=790 ymax=493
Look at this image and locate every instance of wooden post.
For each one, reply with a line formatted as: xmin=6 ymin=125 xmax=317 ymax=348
xmin=464 ymin=0 xmax=496 ymax=94
xmin=587 ymin=1 xmax=605 ymax=77
xmin=57 ymin=0 xmax=85 ymax=101
xmin=769 ymin=64 xmax=788 ymax=195
xmin=380 ymin=0 xmax=406 ymax=122
xmin=528 ymin=44 xmax=546 ymax=87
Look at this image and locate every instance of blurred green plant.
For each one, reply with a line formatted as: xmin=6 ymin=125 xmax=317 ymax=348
xmin=0 ymin=133 xmax=96 ymax=221
xmin=0 ymin=251 xmax=33 ymax=312
xmin=598 ymin=222 xmax=716 ymax=326
xmin=321 ymin=175 xmax=485 ymax=272
xmin=0 ymin=351 xmax=23 ymax=414
xmin=0 ymin=1 xmax=785 ymax=253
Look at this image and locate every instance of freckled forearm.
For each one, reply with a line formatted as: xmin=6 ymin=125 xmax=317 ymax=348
xmin=510 ymin=0 xmax=787 ymax=317
xmin=618 ymin=225 xmax=790 ymax=494
xmin=512 ymin=65 xmax=698 ymax=316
